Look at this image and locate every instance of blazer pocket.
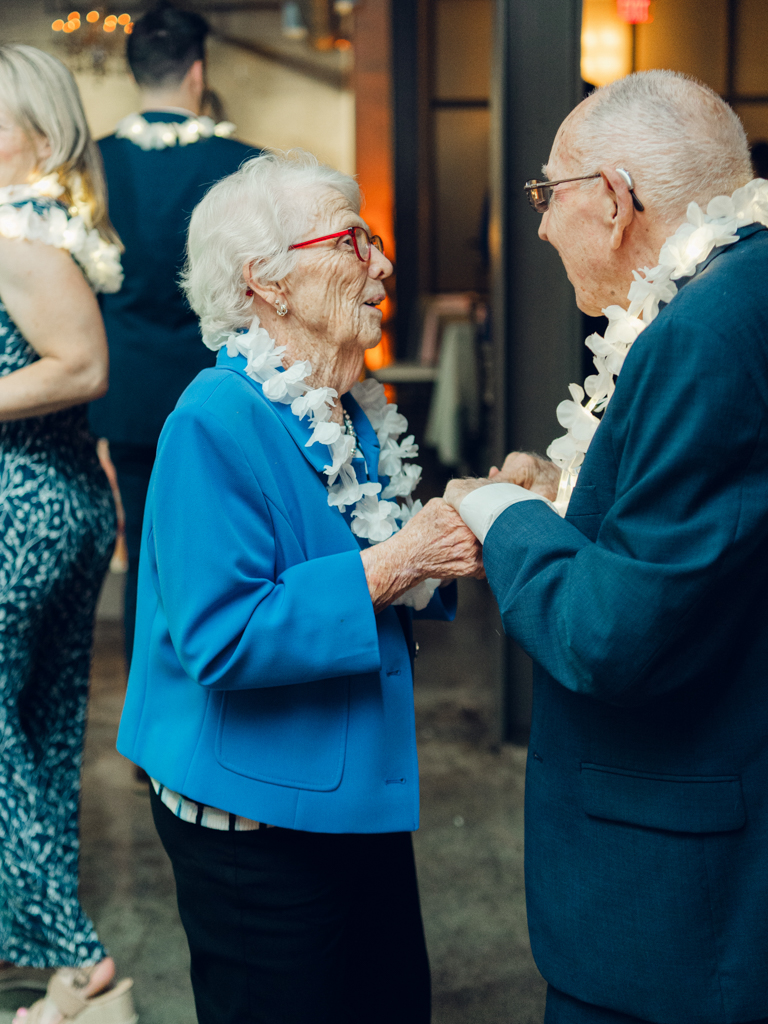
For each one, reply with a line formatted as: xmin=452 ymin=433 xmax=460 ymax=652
xmin=215 ymin=678 xmax=351 ymax=791
xmin=580 ymin=763 xmax=745 ymax=833
xmin=565 ymin=483 xmax=606 ymax=518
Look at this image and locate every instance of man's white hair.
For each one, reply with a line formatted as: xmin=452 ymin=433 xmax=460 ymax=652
xmin=182 ymin=150 xmax=361 ymax=337
xmin=571 ymin=70 xmax=753 ymax=223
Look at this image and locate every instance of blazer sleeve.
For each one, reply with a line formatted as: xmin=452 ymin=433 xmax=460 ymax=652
xmin=482 ymin=313 xmax=768 ymax=705
xmin=148 ymin=403 xmax=382 ymax=691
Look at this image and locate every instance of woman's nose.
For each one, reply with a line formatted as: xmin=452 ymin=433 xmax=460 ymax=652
xmin=538 ymin=213 xmax=549 ymax=242
xmin=369 ymin=247 xmax=393 ymax=279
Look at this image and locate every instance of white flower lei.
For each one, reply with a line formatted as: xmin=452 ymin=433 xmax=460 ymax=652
xmin=0 ymin=174 xmax=123 ymax=293
xmin=205 ymin=316 xmax=441 ymax=610
xmin=116 ymin=113 xmax=236 ymax=151
xmin=547 ymin=177 xmax=768 ymax=514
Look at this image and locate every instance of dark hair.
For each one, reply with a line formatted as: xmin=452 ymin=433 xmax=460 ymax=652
xmin=127 ymin=3 xmax=209 ymax=88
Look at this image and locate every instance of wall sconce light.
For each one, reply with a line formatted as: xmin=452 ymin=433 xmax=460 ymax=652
xmin=582 ymin=0 xmax=633 ymax=87
xmin=617 ymin=0 xmax=652 ymax=24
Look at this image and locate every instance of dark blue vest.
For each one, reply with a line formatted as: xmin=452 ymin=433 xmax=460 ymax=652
xmin=90 ymin=111 xmax=260 ymax=445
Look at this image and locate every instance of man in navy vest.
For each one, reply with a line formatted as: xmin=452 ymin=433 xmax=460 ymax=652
xmin=443 ymin=72 xmax=768 ymax=1023
xmin=91 ymin=3 xmax=260 ymax=664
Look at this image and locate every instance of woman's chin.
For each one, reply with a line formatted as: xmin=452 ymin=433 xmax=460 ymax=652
xmin=363 ymin=330 xmax=382 ymax=350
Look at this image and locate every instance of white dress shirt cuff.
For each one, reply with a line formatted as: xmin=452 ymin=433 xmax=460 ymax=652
xmin=459 ymin=483 xmax=557 ymax=543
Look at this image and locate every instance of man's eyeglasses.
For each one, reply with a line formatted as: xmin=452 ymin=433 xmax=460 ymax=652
xmin=524 ymin=169 xmax=645 ymax=213
xmin=289 ymin=226 xmax=385 ymax=262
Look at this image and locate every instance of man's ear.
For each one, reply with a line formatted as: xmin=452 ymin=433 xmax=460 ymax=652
xmin=600 ymin=166 xmax=637 ymax=251
xmin=243 ymin=261 xmax=286 ymax=308
xmin=185 ymin=59 xmax=205 ymax=97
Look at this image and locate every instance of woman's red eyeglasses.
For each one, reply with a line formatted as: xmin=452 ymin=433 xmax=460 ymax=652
xmin=289 ymin=226 xmax=384 ymax=262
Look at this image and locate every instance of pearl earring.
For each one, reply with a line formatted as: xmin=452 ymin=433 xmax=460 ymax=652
xmin=276 ymin=301 xmax=288 ymax=317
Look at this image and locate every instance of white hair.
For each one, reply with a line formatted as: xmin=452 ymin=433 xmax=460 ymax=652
xmin=570 ymin=70 xmax=753 ymax=223
xmin=0 ymin=44 xmax=119 ymax=245
xmin=182 ymin=150 xmax=361 ymax=337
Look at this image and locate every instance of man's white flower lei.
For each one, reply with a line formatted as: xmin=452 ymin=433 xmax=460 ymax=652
xmin=116 ymin=113 xmax=236 ymax=151
xmin=205 ymin=316 xmax=440 ymax=610
xmin=547 ymin=177 xmax=768 ymax=514
xmin=0 ymin=174 xmax=123 ymax=293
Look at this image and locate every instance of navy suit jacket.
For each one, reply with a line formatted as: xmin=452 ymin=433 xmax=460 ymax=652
xmin=483 ymin=226 xmax=768 ymax=1023
xmin=90 ymin=112 xmax=260 ymax=446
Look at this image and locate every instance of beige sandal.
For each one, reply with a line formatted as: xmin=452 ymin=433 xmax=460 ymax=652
xmin=16 ymin=972 xmax=137 ymax=1024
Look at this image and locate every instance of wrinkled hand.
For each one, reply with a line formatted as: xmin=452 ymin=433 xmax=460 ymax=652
xmin=360 ymin=498 xmax=484 ymax=613
xmin=443 ymin=476 xmax=491 ymax=514
xmin=488 ymin=451 xmax=560 ymax=501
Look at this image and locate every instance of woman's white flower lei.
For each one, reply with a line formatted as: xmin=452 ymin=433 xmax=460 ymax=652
xmin=0 ymin=174 xmax=123 ymax=293
xmin=547 ymin=177 xmax=768 ymax=514
xmin=115 ymin=113 xmax=236 ymax=151
xmin=205 ymin=316 xmax=440 ymax=610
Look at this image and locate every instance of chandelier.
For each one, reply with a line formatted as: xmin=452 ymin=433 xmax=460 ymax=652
xmin=51 ymin=9 xmax=134 ymax=73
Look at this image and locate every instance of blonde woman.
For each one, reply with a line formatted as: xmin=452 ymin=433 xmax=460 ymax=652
xmin=0 ymin=45 xmax=135 ymax=1024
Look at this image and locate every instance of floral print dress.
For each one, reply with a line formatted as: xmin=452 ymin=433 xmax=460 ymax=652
xmin=0 ymin=196 xmax=117 ymax=966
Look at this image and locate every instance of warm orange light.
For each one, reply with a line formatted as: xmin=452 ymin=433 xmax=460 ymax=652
xmin=117 ymin=13 xmax=130 ymax=24
xmin=68 ymin=10 xmax=80 ymax=19
xmin=71 ymin=19 xmax=81 ymax=27
xmin=86 ymin=10 xmax=99 ymax=21
xmin=52 ymin=19 xmax=65 ymax=30
xmin=63 ymin=22 xmax=75 ymax=32
xmin=124 ymin=22 xmax=133 ymax=33
xmin=104 ymin=14 xmax=117 ymax=24
xmin=334 ymin=38 xmax=352 ymax=51
xmin=617 ymin=0 xmax=651 ymax=23
xmin=582 ymin=0 xmax=632 ymax=87
xmin=103 ymin=22 xmax=116 ymax=31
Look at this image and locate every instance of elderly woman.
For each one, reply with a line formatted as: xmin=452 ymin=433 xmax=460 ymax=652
xmin=117 ymin=151 xmax=482 ymax=1024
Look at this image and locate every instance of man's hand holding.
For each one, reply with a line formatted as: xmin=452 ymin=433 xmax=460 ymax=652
xmin=488 ymin=451 xmax=560 ymax=501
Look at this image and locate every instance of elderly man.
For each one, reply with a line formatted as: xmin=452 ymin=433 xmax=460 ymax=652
xmin=445 ymin=71 xmax=768 ymax=1024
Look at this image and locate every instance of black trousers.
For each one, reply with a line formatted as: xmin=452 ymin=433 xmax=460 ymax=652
xmin=546 ymin=986 xmax=768 ymax=1024
xmin=151 ymin=786 xmax=431 ymax=1024
xmin=107 ymin=442 xmax=156 ymax=667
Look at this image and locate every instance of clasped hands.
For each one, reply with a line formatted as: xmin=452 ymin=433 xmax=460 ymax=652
xmin=361 ymin=451 xmax=557 ymax=612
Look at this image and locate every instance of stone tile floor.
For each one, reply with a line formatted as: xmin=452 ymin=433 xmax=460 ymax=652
xmin=0 ymin=577 xmax=546 ymax=1023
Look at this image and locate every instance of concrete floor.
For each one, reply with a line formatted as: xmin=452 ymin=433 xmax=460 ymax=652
xmin=0 ymin=573 xmax=546 ymax=1023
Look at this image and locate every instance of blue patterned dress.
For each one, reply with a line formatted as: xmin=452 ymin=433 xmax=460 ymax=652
xmin=0 ymin=198 xmax=116 ymax=966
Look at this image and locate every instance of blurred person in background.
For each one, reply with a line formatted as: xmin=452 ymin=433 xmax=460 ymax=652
xmin=89 ymin=1 xmax=260 ymax=670
xmin=0 ymin=44 xmax=136 ymax=1024
xmin=117 ymin=151 xmax=484 ymax=1024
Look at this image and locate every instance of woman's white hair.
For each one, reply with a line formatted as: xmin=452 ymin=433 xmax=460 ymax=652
xmin=182 ymin=150 xmax=361 ymax=338
xmin=571 ymin=70 xmax=753 ymax=223
xmin=0 ymin=44 xmax=119 ymax=245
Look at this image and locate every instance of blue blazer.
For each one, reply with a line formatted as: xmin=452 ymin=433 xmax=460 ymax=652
xmin=483 ymin=226 xmax=768 ymax=1023
xmin=117 ymin=351 xmax=454 ymax=833
xmin=90 ymin=113 xmax=260 ymax=446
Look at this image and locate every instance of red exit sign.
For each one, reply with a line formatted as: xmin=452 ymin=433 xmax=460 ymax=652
xmin=617 ymin=0 xmax=652 ymax=22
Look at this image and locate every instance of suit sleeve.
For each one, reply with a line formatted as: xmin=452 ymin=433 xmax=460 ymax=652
xmin=483 ymin=314 xmax=768 ymax=705
xmin=148 ymin=404 xmax=381 ymax=691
